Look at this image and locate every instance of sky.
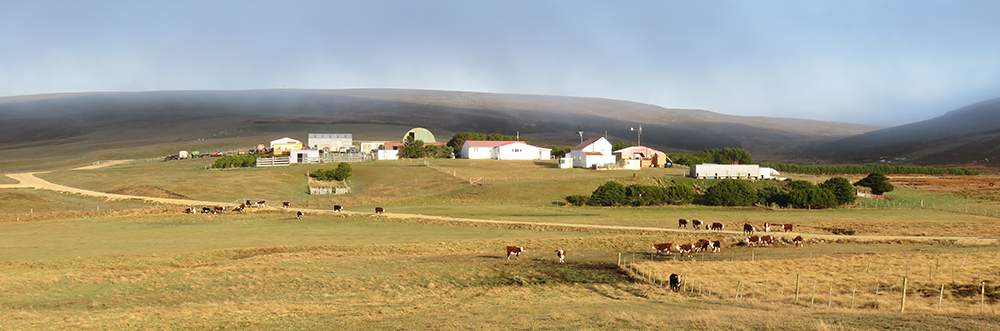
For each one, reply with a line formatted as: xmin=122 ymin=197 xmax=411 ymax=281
xmin=2 ymin=1 xmax=999 ymax=126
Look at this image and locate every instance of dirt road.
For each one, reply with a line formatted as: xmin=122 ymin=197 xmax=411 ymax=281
xmin=4 ymin=172 xmax=999 ymax=244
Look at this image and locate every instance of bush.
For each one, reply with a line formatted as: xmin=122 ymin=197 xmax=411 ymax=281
xmin=789 ymin=186 xmax=837 ymax=209
xmin=819 ymin=177 xmax=856 ymax=205
xmin=624 ymin=184 xmax=667 ymax=206
xmin=664 ymin=184 xmax=695 ymax=205
xmin=588 ymin=181 xmax=627 ymax=206
xmin=211 ymin=155 xmax=260 ymax=168
xmin=855 ymin=173 xmax=894 ymax=195
xmin=757 ymin=184 xmax=790 ymax=207
xmin=311 ymin=162 xmax=353 ymax=181
xmin=565 ymin=195 xmax=590 ymax=206
xmin=705 ymin=180 xmax=758 ymax=206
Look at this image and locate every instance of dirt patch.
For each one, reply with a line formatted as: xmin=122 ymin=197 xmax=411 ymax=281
xmin=108 ymin=186 xmax=189 ymax=199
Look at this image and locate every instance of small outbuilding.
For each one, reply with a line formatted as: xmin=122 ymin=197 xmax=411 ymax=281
xmin=270 ymin=137 xmax=304 ymax=155
xmin=289 ymin=149 xmax=321 ymax=164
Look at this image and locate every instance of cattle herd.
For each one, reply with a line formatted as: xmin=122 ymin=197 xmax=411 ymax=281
xmin=654 ymin=219 xmax=806 ymax=258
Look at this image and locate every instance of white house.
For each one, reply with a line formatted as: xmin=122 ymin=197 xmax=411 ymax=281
xmin=376 ymin=142 xmax=403 ymax=160
xmin=461 ymin=141 xmax=551 ymax=160
xmin=689 ymin=164 xmax=780 ymax=179
xmin=570 ymin=137 xmax=616 ymax=168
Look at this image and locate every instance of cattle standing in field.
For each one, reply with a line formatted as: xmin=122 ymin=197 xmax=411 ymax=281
xmin=233 ymin=204 xmax=245 ymax=212
xmin=694 ymin=239 xmax=711 ymax=252
xmin=201 ymin=207 xmax=212 ymax=214
xmin=677 ymin=244 xmax=694 ymax=257
xmin=669 ymin=274 xmax=682 ymax=292
xmin=296 ymin=211 xmax=303 ymax=219
xmin=555 ymin=249 xmax=565 ymax=263
xmin=746 ymin=235 xmax=761 ymax=247
xmin=743 ymin=223 xmax=755 ymax=236
xmin=793 ymin=235 xmax=804 ymax=247
xmin=256 ymin=200 xmax=266 ymax=208
xmin=653 ymin=243 xmax=676 ymax=254
xmin=760 ymin=235 xmax=775 ymax=246
xmin=711 ymin=223 xmax=724 ymax=231
xmin=783 ymin=224 xmax=793 ymax=232
xmin=184 ymin=207 xmax=195 ymax=214
xmin=334 ymin=205 xmax=342 ymax=212
xmin=375 ymin=207 xmax=384 ymax=214
xmin=678 ymin=219 xmax=688 ymax=228
xmin=692 ymin=219 xmax=703 ymax=230
xmin=246 ymin=200 xmax=252 ymax=207
xmin=763 ymin=222 xmax=771 ymax=232
xmin=282 ymin=202 xmax=290 ymax=208
xmin=711 ymin=240 xmax=722 ymax=252
xmin=213 ymin=206 xmax=225 ymax=214
xmin=506 ymin=246 xmax=524 ymax=260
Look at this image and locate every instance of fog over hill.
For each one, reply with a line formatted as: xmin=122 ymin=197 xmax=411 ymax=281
xmin=0 ymin=89 xmax=879 ymax=162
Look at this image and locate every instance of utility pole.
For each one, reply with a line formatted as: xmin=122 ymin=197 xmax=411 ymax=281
xmin=631 ymin=125 xmax=642 ymax=146
xmin=577 ymin=127 xmax=584 ymax=144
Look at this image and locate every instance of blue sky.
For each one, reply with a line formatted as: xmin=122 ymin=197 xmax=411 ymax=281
xmin=3 ymin=1 xmax=999 ymax=126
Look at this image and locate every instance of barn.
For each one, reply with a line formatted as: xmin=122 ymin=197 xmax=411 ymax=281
xmin=403 ymin=128 xmax=436 ymax=143
xmin=270 ymin=137 xmax=304 ymax=155
xmin=308 ymin=133 xmax=353 ymax=152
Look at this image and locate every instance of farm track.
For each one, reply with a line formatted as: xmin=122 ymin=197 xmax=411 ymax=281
xmin=4 ymin=172 xmax=1000 ymax=245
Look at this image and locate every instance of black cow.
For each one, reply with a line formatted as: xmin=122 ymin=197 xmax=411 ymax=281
xmin=296 ymin=211 xmax=303 ymax=219
xmin=670 ymin=274 xmax=682 ymax=292
xmin=743 ymin=223 xmax=755 ymax=236
xmin=334 ymin=205 xmax=342 ymax=212
xmin=375 ymin=207 xmax=384 ymax=214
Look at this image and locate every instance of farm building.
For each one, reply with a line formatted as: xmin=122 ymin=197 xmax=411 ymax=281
xmin=403 ymin=128 xmax=437 ymax=143
xmin=270 ymin=137 xmax=304 ymax=154
xmin=613 ymin=146 xmax=672 ymax=168
xmin=358 ymin=141 xmax=386 ymax=154
xmin=460 ymin=141 xmax=551 ymax=160
xmin=570 ymin=137 xmax=616 ymax=168
xmin=376 ymin=141 xmax=446 ymax=160
xmin=308 ymin=133 xmax=353 ymax=152
xmin=689 ymin=164 xmax=780 ymax=179
xmin=289 ymin=149 xmax=321 ymax=164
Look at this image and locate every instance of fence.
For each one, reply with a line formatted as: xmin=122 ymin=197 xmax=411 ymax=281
xmin=309 ymin=186 xmax=350 ymax=195
xmin=321 ymin=153 xmax=372 ymax=163
xmin=256 ymin=157 xmax=291 ymax=167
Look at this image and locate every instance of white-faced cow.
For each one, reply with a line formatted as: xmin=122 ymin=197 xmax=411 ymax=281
xmin=745 ymin=235 xmax=761 ymax=247
xmin=783 ymin=224 xmax=793 ymax=232
xmin=334 ymin=205 xmax=343 ymax=212
xmin=711 ymin=223 xmax=724 ymax=231
xmin=375 ymin=207 xmax=384 ymax=214
xmin=711 ymin=240 xmax=722 ymax=252
xmin=743 ymin=223 xmax=755 ymax=236
xmin=760 ymin=235 xmax=775 ymax=246
xmin=245 ymin=200 xmax=252 ymax=207
xmin=256 ymin=200 xmax=266 ymax=208
xmin=184 ymin=207 xmax=195 ymax=214
xmin=282 ymin=202 xmax=290 ymax=208
xmin=233 ymin=204 xmax=245 ymax=212
xmin=793 ymin=235 xmax=804 ymax=247
xmin=692 ymin=219 xmax=703 ymax=230
xmin=677 ymin=244 xmax=694 ymax=257
xmin=506 ymin=246 xmax=524 ymax=260
xmin=555 ymin=249 xmax=565 ymax=263
xmin=669 ymin=274 xmax=682 ymax=292
xmin=653 ymin=243 xmax=676 ymax=254
xmin=763 ymin=222 xmax=771 ymax=232
xmin=296 ymin=211 xmax=303 ymax=219
xmin=678 ymin=219 xmax=688 ymax=228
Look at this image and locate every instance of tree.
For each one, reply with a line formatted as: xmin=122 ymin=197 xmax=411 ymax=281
xmin=819 ymin=177 xmax=856 ymax=205
xmin=332 ymin=162 xmax=353 ymax=181
xmin=789 ymin=186 xmax=837 ymax=209
xmin=705 ymin=180 xmax=757 ymax=206
xmin=612 ymin=141 xmax=637 ymax=151
xmin=398 ymin=137 xmax=427 ymax=158
xmin=565 ymin=195 xmax=590 ymax=206
xmin=757 ymin=184 xmax=790 ymax=207
xmin=855 ymin=173 xmax=894 ymax=195
xmin=588 ymin=181 xmax=627 ymax=206
xmin=664 ymin=184 xmax=695 ymax=205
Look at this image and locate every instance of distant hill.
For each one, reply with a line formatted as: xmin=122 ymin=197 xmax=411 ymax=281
xmin=817 ymin=98 xmax=1000 ymax=167
xmin=0 ymin=89 xmax=879 ymax=162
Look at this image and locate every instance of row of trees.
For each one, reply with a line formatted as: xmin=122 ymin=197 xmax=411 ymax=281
xmin=309 ymin=162 xmax=353 ymax=181
xmin=397 ymin=138 xmax=456 ymax=159
xmin=760 ymin=163 xmax=980 ymax=176
xmin=669 ymin=148 xmax=753 ymax=165
xmin=567 ymin=181 xmax=695 ymax=207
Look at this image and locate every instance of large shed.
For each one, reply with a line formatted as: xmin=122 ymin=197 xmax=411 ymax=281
xmin=308 ymin=133 xmax=353 ymax=152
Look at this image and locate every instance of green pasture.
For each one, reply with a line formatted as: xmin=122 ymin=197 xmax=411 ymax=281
xmin=0 ymin=188 xmax=153 ymax=215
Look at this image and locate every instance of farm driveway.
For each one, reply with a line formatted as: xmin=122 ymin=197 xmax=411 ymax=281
xmin=4 ymin=172 xmax=999 ymax=245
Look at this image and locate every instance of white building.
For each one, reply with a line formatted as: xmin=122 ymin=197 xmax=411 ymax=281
xmin=289 ymin=149 xmax=321 ymax=164
xmin=376 ymin=142 xmax=403 ymax=160
xmin=689 ymin=164 xmax=780 ymax=179
xmin=270 ymin=137 xmax=304 ymax=154
xmin=308 ymin=133 xmax=353 ymax=152
xmin=461 ymin=141 xmax=551 ymax=160
xmin=569 ymin=137 xmax=616 ymax=168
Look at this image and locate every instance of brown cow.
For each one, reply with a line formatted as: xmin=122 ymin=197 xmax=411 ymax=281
xmin=184 ymin=207 xmax=195 ymax=214
xmin=783 ymin=224 xmax=793 ymax=232
xmin=282 ymin=202 xmax=290 ymax=208
xmin=296 ymin=211 xmax=303 ymax=219
xmin=246 ymin=200 xmax=252 ymax=207
xmin=506 ymin=246 xmax=524 ymax=260
xmin=793 ymin=235 xmax=804 ymax=247
xmin=677 ymin=244 xmax=694 ymax=257
xmin=694 ymin=239 xmax=711 ymax=252
xmin=375 ymin=207 xmax=384 ymax=214
xmin=710 ymin=223 xmax=724 ymax=231
xmin=743 ymin=223 xmax=755 ymax=236
xmin=678 ymin=219 xmax=688 ymax=228
xmin=233 ymin=204 xmax=245 ymax=212
xmin=555 ymin=249 xmax=565 ymax=263
xmin=760 ymin=235 xmax=775 ymax=246
xmin=213 ymin=206 xmax=225 ymax=213
xmin=745 ymin=235 xmax=761 ymax=247
xmin=256 ymin=200 xmax=266 ymax=208
xmin=653 ymin=243 xmax=676 ymax=254
xmin=692 ymin=219 xmax=704 ymax=230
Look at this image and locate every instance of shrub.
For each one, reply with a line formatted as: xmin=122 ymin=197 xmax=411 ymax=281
xmin=211 ymin=155 xmax=259 ymax=168
xmin=819 ymin=177 xmax=856 ymax=205
xmin=789 ymin=186 xmax=837 ymax=209
xmin=565 ymin=195 xmax=590 ymax=206
xmin=705 ymin=180 xmax=757 ymax=206
xmin=664 ymin=184 xmax=695 ymax=205
xmin=757 ymin=184 xmax=790 ymax=207
xmin=855 ymin=173 xmax=894 ymax=195
xmin=588 ymin=181 xmax=627 ymax=206
xmin=624 ymin=184 xmax=667 ymax=206
xmin=311 ymin=162 xmax=353 ymax=181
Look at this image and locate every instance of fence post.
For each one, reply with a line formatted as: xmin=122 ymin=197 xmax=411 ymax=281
xmin=901 ymin=277 xmax=908 ymax=313
xmin=709 ymin=281 xmax=713 ymax=297
xmin=618 ymin=252 xmax=621 ymax=266
xmin=875 ymin=284 xmax=880 ymax=310
xmin=811 ymin=280 xmax=817 ymax=305
xmin=829 ymin=283 xmax=833 ymax=308
xmin=736 ymin=280 xmax=743 ymax=299
xmin=982 ymin=282 xmax=986 ymax=313
xmin=795 ymin=274 xmax=800 ymax=303
xmin=938 ymin=284 xmax=944 ymax=312
xmin=851 ymin=284 xmax=857 ymax=309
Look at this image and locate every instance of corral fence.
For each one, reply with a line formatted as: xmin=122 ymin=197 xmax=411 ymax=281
xmin=617 ymin=250 xmax=1000 ymax=315
xmin=321 ymin=153 xmax=372 ymax=163
xmin=256 ymin=157 xmax=291 ymax=167
xmin=309 ymin=186 xmax=350 ymax=195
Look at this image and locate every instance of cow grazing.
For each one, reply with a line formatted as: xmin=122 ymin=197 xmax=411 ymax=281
xmin=745 ymin=235 xmax=761 ymax=247
xmin=710 ymin=223 xmax=724 ymax=231
xmin=201 ymin=207 xmax=212 ymax=214
xmin=677 ymin=244 xmax=694 ymax=257
xmin=711 ymin=240 xmax=722 ymax=252
xmin=246 ymin=200 xmax=252 ymax=206
xmin=334 ymin=205 xmax=342 ymax=212
xmin=184 ymin=207 xmax=195 ymax=214
xmin=256 ymin=200 xmax=266 ymax=208
xmin=555 ymin=249 xmax=565 ymax=263
xmin=694 ymin=239 xmax=711 ymax=252
xmin=213 ymin=206 xmax=225 ymax=213
xmin=763 ymin=222 xmax=771 ymax=232
xmin=375 ymin=207 xmax=384 ymax=214
xmin=783 ymin=224 xmax=793 ymax=232
xmin=506 ymin=246 xmax=524 ymax=260
xmin=669 ymin=274 xmax=682 ymax=292
xmin=653 ymin=243 xmax=676 ymax=254
xmin=282 ymin=202 xmax=290 ymax=208
xmin=233 ymin=204 xmax=245 ymax=212
xmin=743 ymin=223 xmax=755 ymax=236
xmin=760 ymin=235 xmax=775 ymax=246
xmin=692 ymin=219 xmax=703 ymax=230
xmin=793 ymin=235 xmax=804 ymax=247
xmin=678 ymin=219 xmax=688 ymax=228
xmin=296 ymin=211 xmax=303 ymax=219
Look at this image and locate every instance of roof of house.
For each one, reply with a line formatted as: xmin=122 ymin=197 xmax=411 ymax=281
xmin=270 ymin=137 xmax=302 ymax=144
xmin=583 ymin=152 xmax=605 ymax=156
xmin=572 ymin=137 xmax=606 ymax=150
xmin=613 ymin=146 xmax=665 ymax=156
xmin=464 ymin=140 xmax=512 ymax=148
